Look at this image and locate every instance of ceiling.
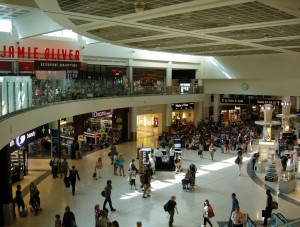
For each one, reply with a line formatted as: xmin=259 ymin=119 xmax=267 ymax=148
xmin=2 ymin=0 xmax=300 ymax=56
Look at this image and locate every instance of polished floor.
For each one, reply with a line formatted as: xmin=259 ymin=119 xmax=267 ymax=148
xmin=10 ymin=137 xmax=300 ymax=227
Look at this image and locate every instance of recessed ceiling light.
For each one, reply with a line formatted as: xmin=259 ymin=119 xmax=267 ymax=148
xmin=86 ymin=6 xmax=89 ymax=9
xmin=179 ymin=23 xmax=183 ymax=26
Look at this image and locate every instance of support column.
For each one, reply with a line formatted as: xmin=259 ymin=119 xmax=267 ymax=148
xmin=165 ymin=104 xmax=172 ymax=133
xmin=0 ymin=146 xmax=14 ymax=226
xmin=166 ymin=61 xmax=172 ymax=94
xmin=297 ymin=97 xmax=300 ymax=112
xmin=130 ymin=107 xmax=137 ymax=141
xmin=50 ymin=120 xmax=61 ymax=158
xmin=194 ymin=102 xmax=203 ymax=126
xmin=128 ymin=59 xmax=133 ymax=95
xmin=213 ymin=94 xmax=220 ymax=123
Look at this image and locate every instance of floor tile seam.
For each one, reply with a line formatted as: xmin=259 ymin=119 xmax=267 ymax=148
xmin=21 ymin=170 xmax=51 ymax=198
xmin=246 ymin=161 xmax=300 ymax=206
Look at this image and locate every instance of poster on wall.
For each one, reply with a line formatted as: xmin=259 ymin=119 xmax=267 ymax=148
xmin=263 ymin=127 xmax=271 ymax=142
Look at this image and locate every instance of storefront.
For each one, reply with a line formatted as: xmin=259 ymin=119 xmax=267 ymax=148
xmin=8 ymin=124 xmax=49 ymax=182
xmin=171 ymin=102 xmax=194 ymax=127
xmin=73 ymin=108 xmax=129 ymax=147
xmin=136 ymin=105 xmax=165 ymax=140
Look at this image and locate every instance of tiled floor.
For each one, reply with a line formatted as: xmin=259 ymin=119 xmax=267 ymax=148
xmin=10 ymin=137 xmax=300 ymax=227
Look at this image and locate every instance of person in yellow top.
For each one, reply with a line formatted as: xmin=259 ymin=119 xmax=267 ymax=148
xmin=231 ymin=205 xmax=244 ymax=227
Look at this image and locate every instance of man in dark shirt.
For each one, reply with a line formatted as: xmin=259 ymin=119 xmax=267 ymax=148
xmin=263 ymin=189 xmax=273 ymax=226
xmin=69 ymin=166 xmax=80 ymax=196
xmin=167 ymin=195 xmax=178 ymax=227
xmin=103 ymin=180 xmax=116 ymax=212
xmin=62 ymin=205 xmax=76 ymax=227
xmin=15 ymin=185 xmax=25 ymax=215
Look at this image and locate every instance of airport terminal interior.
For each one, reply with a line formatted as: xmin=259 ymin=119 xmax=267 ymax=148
xmin=0 ymin=0 xmax=300 ymax=227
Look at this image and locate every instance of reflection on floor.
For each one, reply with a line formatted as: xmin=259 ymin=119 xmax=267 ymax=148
xmin=10 ymin=137 xmax=300 ymax=227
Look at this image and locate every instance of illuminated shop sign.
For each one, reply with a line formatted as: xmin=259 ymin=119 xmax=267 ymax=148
xmin=0 ymin=45 xmax=80 ymax=61
xmin=221 ymin=98 xmax=247 ymax=104
xmin=8 ymin=124 xmax=49 ymax=152
xmin=250 ymin=99 xmax=281 ymax=106
xmin=35 ymin=61 xmax=80 ymax=70
xmin=221 ymin=98 xmax=281 ymax=106
xmin=92 ymin=110 xmax=113 ymax=118
xmin=171 ymin=102 xmax=194 ymax=110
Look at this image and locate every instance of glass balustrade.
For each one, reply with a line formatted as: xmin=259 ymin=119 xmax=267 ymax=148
xmin=0 ymin=77 xmax=203 ymax=118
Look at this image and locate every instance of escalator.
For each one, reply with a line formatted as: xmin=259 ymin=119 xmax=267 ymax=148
xmin=271 ymin=213 xmax=300 ymax=227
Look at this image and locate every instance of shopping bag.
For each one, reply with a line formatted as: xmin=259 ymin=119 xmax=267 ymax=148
xmin=20 ymin=204 xmax=28 ymax=217
xmin=93 ymin=171 xmax=97 ymax=178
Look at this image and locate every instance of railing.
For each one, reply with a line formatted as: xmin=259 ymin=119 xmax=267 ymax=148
xmin=271 ymin=213 xmax=300 ymax=227
xmin=0 ymin=77 xmax=203 ymax=118
xmin=245 ymin=213 xmax=256 ymax=227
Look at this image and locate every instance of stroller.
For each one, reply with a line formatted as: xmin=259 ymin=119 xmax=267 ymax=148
xmin=30 ymin=197 xmax=42 ymax=215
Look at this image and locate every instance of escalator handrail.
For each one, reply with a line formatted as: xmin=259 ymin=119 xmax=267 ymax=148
xmin=278 ymin=218 xmax=300 ymax=227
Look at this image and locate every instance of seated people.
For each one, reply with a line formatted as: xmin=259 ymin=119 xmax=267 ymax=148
xmin=181 ymin=169 xmax=194 ymax=189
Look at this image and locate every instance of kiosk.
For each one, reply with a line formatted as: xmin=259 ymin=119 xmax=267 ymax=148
xmin=138 ymin=148 xmax=152 ymax=174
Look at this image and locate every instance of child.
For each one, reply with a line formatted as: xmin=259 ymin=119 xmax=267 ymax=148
xmin=130 ymin=167 xmax=138 ymax=190
xmin=55 ymin=214 xmax=62 ymax=227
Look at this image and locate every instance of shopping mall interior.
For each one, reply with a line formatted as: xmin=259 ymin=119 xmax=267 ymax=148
xmin=0 ymin=0 xmax=300 ymax=227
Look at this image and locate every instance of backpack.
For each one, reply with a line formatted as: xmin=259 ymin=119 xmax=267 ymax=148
xmin=235 ymin=156 xmax=240 ymax=164
xmin=49 ymin=160 xmax=53 ymax=167
xmin=163 ymin=201 xmax=170 ymax=212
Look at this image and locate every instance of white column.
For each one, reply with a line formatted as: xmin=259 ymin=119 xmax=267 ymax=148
xmin=213 ymin=94 xmax=220 ymax=123
xmin=281 ymin=96 xmax=290 ymax=101
xmin=296 ymin=97 xmax=300 ymax=112
xmin=165 ymin=104 xmax=172 ymax=133
xmin=128 ymin=59 xmax=133 ymax=94
xmin=193 ymin=102 xmax=202 ymax=126
xmin=166 ymin=61 xmax=172 ymax=94
xmin=130 ymin=107 xmax=137 ymax=141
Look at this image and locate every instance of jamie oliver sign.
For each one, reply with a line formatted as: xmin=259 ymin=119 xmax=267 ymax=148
xmin=0 ymin=45 xmax=80 ymax=61
xmin=171 ymin=102 xmax=194 ymax=110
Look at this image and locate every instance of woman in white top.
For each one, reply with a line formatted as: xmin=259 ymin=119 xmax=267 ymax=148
xmin=203 ymin=199 xmax=214 ymax=227
xmin=209 ymin=143 xmax=216 ymax=162
xmin=231 ymin=205 xmax=244 ymax=227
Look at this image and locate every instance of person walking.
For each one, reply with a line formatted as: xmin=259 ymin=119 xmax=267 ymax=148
xmin=15 ymin=185 xmax=25 ymax=216
xmin=110 ymin=144 xmax=117 ymax=165
xmin=167 ymin=195 xmax=178 ymax=227
xmin=99 ymin=210 xmax=109 ymax=227
xmin=103 ymin=180 xmax=116 ymax=212
xmin=61 ymin=157 xmax=69 ymax=179
xmin=95 ymin=204 xmax=101 ymax=227
xmin=263 ymin=189 xmax=273 ymax=226
xmin=69 ymin=166 xmax=80 ymax=196
xmin=29 ymin=182 xmax=41 ymax=212
xmin=55 ymin=214 xmax=62 ymax=227
xmin=113 ymin=153 xmax=119 ymax=175
xmin=142 ymin=168 xmax=151 ymax=198
xmin=52 ymin=157 xmax=59 ymax=178
xmin=129 ymin=166 xmax=138 ymax=190
xmin=226 ymin=193 xmax=239 ymax=227
xmin=118 ymin=154 xmax=125 ymax=176
xmin=231 ymin=205 xmax=244 ymax=227
xmin=62 ymin=205 xmax=76 ymax=227
xmin=203 ymin=199 xmax=214 ymax=227
xmin=95 ymin=157 xmax=103 ymax=179
xmin=236 ymin=150 xmax=243 ymax=176
xmin=209 ymin=143 xmax=216 ymax=162
xmin=225 ymin=137 xmax=230 ymax=154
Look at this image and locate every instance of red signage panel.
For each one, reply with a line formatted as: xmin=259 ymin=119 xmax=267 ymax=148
xmin=19 ymin=61 xmax=35 ymax=71
xmin=0 ymin=61 xmax=12 ymax=70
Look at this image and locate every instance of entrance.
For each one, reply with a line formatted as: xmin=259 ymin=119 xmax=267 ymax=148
xmin=137 ymin=113 xmax=160 ymax=139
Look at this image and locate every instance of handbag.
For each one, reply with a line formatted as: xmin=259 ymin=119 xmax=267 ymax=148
xmin=93 ymin=171 xmax=97 ymax=178
xmin=20 ymin=204 xmax=28 ymax=217
xmin=272 ymin=201 xmax=278 ymax=209
xmin=235 ymin=156 xmax=240 ymax=164
xmin=262 ymin=210 xmax=271 ymax=218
